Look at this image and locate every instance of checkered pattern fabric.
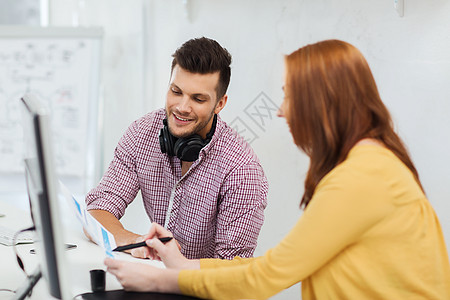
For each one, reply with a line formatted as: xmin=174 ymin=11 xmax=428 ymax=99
xmin=86 ymin=108 xmax=268 ymax=259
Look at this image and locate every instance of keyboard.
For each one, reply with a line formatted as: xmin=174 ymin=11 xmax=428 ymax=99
xmin=0 ymin=225 xmax=34 ymax=246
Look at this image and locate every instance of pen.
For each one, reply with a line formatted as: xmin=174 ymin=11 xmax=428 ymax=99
xmin=112 ymin=237 xmax=173 ymax=252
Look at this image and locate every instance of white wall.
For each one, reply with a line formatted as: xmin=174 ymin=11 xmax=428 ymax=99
xmin=50 ymin=1 xmax=450 ymax=299
xmin=50 ymin=0 xmax=147 ymax=169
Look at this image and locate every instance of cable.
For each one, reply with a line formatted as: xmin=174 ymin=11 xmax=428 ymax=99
xmin=13 ymin=226 xmax=36 ymax=276
xmin=0 ymin=288 xmax=16 ymax=298
xmin=10 ymin=226 xmax=40 ymax=299
xmin=0 ymin=226 xmax=36 ymax=296
xmin=14 ymin=266 xmax=42 ymax=300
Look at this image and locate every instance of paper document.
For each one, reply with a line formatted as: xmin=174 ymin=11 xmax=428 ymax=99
xmin=59 ymin=181 xmax=116 ymax=258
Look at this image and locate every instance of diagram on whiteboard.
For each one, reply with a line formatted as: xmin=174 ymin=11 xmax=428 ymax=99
xmin=0 ymin=38 xmax=98 ymax=177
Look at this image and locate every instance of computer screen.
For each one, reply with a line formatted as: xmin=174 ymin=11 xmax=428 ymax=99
xmin=19 ymin=94 xmax=71 ymax=299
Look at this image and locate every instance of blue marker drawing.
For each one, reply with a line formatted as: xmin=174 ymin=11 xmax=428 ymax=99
xmin=101 ymin=227 xmax=114 ymax=258
xmin=73 ymin=196 xmax=82 ymax=215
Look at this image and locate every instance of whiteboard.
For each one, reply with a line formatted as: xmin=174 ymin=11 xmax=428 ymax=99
xmin=0 ymin=26 xmax=103 ymax=196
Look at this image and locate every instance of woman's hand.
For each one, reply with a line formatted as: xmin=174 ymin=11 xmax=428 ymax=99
xmin=104 ymin=258 xmax=180 ymax=293
xmin=140 ymin=222 xmax=199 ymax=270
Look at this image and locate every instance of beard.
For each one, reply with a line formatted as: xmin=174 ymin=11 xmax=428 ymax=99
xmin=165 ymin=109 xmax=215 ymax=139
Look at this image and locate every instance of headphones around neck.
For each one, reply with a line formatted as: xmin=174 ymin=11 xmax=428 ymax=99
xmin=159 ymin=114 xmax=217 ymax=162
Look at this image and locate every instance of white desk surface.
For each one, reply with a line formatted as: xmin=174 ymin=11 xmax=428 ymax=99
xmin=0 ymin=200 xmax=165 ymax=300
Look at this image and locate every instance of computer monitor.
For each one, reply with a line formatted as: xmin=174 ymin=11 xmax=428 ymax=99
xmin=17 ymin=94 xmax=71 ymax=299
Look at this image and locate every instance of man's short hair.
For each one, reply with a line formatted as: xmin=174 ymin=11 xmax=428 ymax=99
xmin=171 ymin=37 xmax=232 ymax=100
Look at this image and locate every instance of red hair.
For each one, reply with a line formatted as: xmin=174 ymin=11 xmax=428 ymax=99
xmin=284 ymin=40 xmax=423 ymax=208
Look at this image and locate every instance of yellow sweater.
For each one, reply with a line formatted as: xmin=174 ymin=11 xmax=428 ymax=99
xmin=178 ymin=145 xmax=450 ymax=299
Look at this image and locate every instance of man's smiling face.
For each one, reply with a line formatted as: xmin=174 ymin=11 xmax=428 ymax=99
xmin=165 ymin=65 xmax=227 ymax=139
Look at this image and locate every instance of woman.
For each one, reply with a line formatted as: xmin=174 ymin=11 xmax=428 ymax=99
xmin=105 ymin=40 xmax=450 ymax=299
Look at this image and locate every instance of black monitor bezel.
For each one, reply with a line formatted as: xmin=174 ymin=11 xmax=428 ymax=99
xmin=20 ymin=94 xmax=71 ymax=299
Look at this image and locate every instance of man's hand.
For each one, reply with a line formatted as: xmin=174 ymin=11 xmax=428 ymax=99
xmin=128 ymin=234 xmax=152 ymax=259
xmin=82 ymin=227 xmax=93 ymax=242
xmin=87 ymin=209 xmax=149 ymax=258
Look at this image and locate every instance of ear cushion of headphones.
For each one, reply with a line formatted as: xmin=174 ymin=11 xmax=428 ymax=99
xmin=174 ymin=135 xmax=205 ymax=162
xmin=159 ymin=115 xmax=217 ymax=161
xmin=159 ymin=126 xmax=175 ymax=156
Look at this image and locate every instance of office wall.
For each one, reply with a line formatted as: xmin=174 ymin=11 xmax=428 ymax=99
xmin=50 ymin=1 xmax=450 ymax=299
xmin=0 ymin=0 xmax=41 ymax=25
xmin=50 ymin=0 xmax=147 ymax=167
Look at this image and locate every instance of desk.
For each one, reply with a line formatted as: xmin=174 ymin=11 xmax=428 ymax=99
xmin=0 ymin=200 xmax=199 ymax=300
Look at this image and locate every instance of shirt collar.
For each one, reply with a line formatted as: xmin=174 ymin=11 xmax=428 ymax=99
xmin=197 ymin=114 xmax=225 ymax=159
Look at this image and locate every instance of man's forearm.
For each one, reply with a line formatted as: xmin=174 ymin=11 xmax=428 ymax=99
xmin=88 ymin=209 xmax=140 ymax=245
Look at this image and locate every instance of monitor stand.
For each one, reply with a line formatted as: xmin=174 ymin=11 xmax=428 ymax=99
xmin=14 ymin=266 xmax=42 ymax=300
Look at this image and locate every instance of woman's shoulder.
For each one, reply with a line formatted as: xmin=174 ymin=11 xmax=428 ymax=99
xmin=319 ymin=144 xmax=424 ymax=205
xmin=330 ymin=145 xmax=405 ymax=182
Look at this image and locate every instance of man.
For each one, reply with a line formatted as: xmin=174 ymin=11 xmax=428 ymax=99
xmin=86 ymin=37 xmax=268 ymax=260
